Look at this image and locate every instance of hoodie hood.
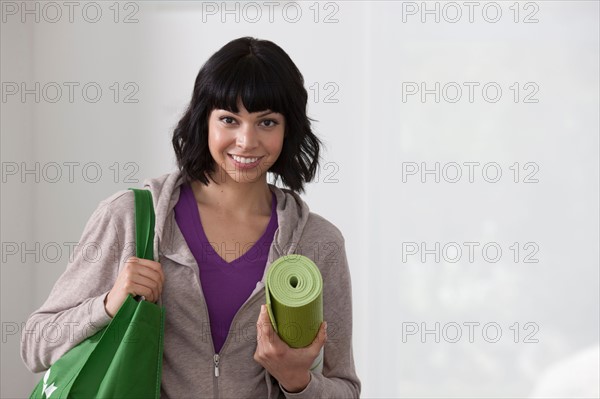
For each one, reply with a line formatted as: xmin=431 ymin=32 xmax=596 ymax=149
xmin=141 ymin=170 xmax=311 ymax=272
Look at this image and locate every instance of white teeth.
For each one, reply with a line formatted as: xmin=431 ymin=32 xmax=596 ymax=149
xmin=231 ymin=155 xmax=259 ymax=164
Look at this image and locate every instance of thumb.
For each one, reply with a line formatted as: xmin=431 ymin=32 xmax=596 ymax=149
xmin=257 ymin=305 xmax=273 ymax=336
xmin=311 ymin=321 xmax=327 ymax=349
xmin=260 ymin=304 xmax=273 ymax=327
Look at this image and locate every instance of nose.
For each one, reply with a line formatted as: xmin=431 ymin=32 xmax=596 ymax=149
xmin=236 ymin=123 xmax=259 ymax=150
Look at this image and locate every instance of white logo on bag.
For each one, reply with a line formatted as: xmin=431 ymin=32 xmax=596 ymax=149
xmin=42 ymin=368 xmax=58 ymax=398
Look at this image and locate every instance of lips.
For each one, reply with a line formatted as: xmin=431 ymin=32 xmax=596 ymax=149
xmin=229 ymin=154 xmax=262 ymax=158
xmin=227 ymin=154 xmax=264 ymax=168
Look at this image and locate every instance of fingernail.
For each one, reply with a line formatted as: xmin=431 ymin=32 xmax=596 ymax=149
xmin=324 ymin=321 xmax=328 ymax=331
xmin=261 ymin=305 xmax=266 ymax=313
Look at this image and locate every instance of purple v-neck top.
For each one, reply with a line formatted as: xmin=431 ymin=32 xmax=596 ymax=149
xmin=174 ymin=183 xmax=278 ymax=354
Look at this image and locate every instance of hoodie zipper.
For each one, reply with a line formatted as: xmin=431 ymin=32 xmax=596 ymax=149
xmin=211 ymin=290 xmax=268 ymax=398
xmin=196 ymin=284 xmax=220 ymax=399
xmin=213 ymin=353 xmax=220 ymax=397
xmin=202 ymin=276 xmax=268 ymax=399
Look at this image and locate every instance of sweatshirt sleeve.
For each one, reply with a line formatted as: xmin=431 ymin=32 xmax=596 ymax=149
xmin=279 ymin=234 xmax=362 ymax=398
xmin=20 ymin=198 xmax=125 ymax=373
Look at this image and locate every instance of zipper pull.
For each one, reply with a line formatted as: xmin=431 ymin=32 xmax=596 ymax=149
xmin=213 ymin=354 xmax=220 ymax=377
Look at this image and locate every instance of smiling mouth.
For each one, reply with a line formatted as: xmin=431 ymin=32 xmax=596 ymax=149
xmin=228 ymin=154 xmax=264 ymax=165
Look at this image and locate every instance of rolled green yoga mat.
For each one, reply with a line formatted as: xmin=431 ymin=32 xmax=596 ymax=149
xmin=265 ymin=254 xmax=323 ymax=349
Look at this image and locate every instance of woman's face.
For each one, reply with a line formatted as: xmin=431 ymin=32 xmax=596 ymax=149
xmin=207 ymin=100 xmax=285 ymax=184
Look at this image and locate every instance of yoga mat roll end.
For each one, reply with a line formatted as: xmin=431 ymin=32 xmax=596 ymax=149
xmin=264 ymin=254 xmax=323 ymax=348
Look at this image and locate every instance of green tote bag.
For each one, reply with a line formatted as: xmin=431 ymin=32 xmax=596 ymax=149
xmin=29 ymin=188 xmax=165 ymax=399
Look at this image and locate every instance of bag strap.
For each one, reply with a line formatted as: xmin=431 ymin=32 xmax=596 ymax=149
xmin=128 ymin=188 xmax=160 ymax=305
xmin=129 ymin=188 xmax=155 ymax=261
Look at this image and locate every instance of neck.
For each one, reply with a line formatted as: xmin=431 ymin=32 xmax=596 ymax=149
xmin=190 ymin=175 xmax=272 ymax=219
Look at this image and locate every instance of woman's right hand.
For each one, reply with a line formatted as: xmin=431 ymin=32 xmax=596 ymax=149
xmin=103 ymin=256 xmax=165 ymax=318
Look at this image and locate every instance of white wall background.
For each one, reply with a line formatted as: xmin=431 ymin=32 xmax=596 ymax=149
xmin=1 ymin=1 xmax=598 ymax=398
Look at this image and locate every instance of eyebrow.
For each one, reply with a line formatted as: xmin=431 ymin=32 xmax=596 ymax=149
xmin=226 ymin=110 xmax=277 ymax=117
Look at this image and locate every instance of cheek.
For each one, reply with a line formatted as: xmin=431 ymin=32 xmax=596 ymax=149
xmin=270 ymin=129 xmax=285 ymax=155
xmin=208 ymin=126 xmax=229 ymax=154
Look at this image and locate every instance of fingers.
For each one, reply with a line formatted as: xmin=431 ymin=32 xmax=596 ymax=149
xmin=256 ymin=305 xmax=326 ymax=356
xmin=129 ymin=273 xmax=161 ymax=300
xmin=127 ymin=283 xmax=156 ymax=302
xmin=254 ymin=307 xmax=328 ymax=378
xmin=124 ymin=257 xmax=164 ymax=301
xmin=132 ymin=263 xmax=164 ymax=292
xmin=127 ymin=257 xmax=165 ymax=284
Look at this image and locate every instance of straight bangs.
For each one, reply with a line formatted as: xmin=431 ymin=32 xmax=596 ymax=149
xmin=208 ymin=56 xmax=288 ymax=116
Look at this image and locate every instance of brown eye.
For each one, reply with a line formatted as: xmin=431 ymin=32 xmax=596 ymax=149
xmin=220 ymin=116 xmax=236 ymax=124
xmin=261 ymin=119 xmax=278 ymax=127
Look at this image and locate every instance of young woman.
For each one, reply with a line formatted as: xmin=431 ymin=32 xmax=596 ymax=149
xmin=21 ymin=36 xmax=361 ymax=398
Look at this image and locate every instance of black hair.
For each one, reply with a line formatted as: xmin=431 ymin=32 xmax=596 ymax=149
xmin=172 ymin=36 xmax=323 ymax=194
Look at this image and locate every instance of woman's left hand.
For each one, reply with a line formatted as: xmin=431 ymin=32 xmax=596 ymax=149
xmin=254 ymin=304 xmax=327 ymax=393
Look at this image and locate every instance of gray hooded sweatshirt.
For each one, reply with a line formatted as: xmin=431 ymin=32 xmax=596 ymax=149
xmin=21 ymin=171 xmax=361 ymax=398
